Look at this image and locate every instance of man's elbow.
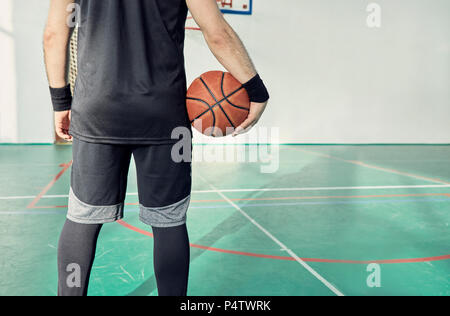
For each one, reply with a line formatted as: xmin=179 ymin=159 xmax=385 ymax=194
xmin=204 ymin=25 xmax=234 ymax=49
xmin=43 ymin=28 xmax=57 ymax=49
xmin=43 ymin=27 xmax=68 ymax=50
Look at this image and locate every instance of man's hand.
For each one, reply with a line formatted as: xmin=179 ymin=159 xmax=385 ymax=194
xmin=187 ymin=0 xmax=269 ymax=137
xmin=54 ymin=110 xmax=72 ymax=141
xmin=233 ymin=101 xmax=268 ymax=136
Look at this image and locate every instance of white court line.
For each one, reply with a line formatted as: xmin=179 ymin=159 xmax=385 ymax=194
xmin=0 ymin=194 xmax=69 ymax=200
xmin=192 ymin=184 xmax=450 ymax=194
xmin=292 ymin=147 xmax=450 ymax=185
xmin=197 ymin=174 xmax=345 ymax=297
xmin=1 ymin=184 xmax=450 ymax=201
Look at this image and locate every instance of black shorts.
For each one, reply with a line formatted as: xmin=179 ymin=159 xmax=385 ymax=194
xmin=67 ymin=137 xmax=192 ymax=227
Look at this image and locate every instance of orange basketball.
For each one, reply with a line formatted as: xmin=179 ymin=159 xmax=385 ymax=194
xmin=186 ymin=71 xmax=250 ymax=137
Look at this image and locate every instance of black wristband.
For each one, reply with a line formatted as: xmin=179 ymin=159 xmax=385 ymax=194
xmin=242 ymin=74 xmax=270 ymax=103
xmin=50 ymin=85 xmax=72 ymax=112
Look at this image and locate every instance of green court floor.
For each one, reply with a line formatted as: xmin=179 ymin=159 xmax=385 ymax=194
xmin=0 ymin=145 xmax=449 ymax=296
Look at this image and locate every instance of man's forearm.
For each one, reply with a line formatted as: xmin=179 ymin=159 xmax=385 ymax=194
xmin=203 ymin=21 xmax=257 ymax=84
xmin=43 ymin=28 xmax=71 ymax=88
xmin=44 ymin=0 xmax=75 ymax=89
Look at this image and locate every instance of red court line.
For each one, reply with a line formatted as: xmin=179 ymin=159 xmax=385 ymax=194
xmin=33 ymin=205 xmax=67 ymax=209
xmin=27 ymin=160 xmax=449 ymax=265
xmin=27 ymin=161 xmax=73 ymax=209
xmin=189 ymin=192 xmax=450 ymax=203
xmin=118 ymin=220 xmax=154 ymax=237
xmin=116 ymin=220 xmax=450 ymax=265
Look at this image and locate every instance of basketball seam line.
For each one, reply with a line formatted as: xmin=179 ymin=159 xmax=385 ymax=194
xmin=199 ymin=77 xmax=236 ymax=131
xmin=207 ymin=76 xmax=237 ymax=129
xmin=217 ymin=73 xmax=238 ymax=128
xmin=188 ymin=77 xmax=249 ymax=131
xmin=220 ymin=72 xmax=250 ymax=112
xmin=194 ymin=78 xmax=217 ymax=136
xmin=187 ymin=86 xmax=246 ymax=120
xmin=188 ymin=97 xmax=216 ymax=124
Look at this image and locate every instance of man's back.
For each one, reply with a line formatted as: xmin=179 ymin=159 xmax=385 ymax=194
xmin=70 ymin=0 xmax=190 ymax=144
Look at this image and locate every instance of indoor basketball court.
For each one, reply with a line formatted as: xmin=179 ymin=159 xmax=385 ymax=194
xmin=0 ymin=0 xmax=449 ymax=297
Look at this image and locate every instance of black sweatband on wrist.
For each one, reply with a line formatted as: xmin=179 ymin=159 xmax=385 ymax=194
xmin=50 ymin=85 xmax=72 ymax=112
xmin=242 ymin=74 xmax=270 ymax=103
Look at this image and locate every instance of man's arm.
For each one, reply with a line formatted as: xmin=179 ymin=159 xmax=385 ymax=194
xmin=43 ymin=0 xmax=74 ymax=141
xmin=186 ymin=0 xmax=269 ymax=136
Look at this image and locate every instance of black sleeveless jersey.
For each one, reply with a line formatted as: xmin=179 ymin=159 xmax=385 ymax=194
xmin=70 ymin=0 xmax=191 ymax=144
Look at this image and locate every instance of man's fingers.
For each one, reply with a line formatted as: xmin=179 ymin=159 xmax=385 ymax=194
xmin=55 ymin=128 xmax=64 ymax=139
xmin=233 ymin=119 xmax=254 ymax=136
xmin=56 ymin=127 xmax=72 ymax=141
xmin=232 ymin=117 xmax=257 ymax=137
xmin=54 ymin=111 xmax=73 ymax=141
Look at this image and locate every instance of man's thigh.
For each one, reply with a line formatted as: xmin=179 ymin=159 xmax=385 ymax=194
xmin=68 ymin=138 xmax=132 ymax=224
xmin=133 ymin=143 xmax=192 ymax=228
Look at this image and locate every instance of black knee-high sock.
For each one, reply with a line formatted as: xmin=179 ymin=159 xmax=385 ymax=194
xmin=152 ymin=224 xmax=190 ymax=296
xmin=57 ymin=219 xmax=102 ymax=296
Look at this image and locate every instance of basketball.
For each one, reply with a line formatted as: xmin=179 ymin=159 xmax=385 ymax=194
xmin=187 ymin=71 xmax=250 ymax=137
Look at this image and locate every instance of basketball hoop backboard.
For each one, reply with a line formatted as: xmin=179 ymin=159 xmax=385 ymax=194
xmin=217 ymin=0 xmax=253 ymax=15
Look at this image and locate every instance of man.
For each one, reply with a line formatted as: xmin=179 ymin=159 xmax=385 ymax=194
xmin=44 ymin=0 xmax=269 ymax=296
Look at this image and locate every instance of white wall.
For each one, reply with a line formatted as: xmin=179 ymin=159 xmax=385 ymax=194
xmin=0 ymin=0 xmax=449 ymax=144
xmin=0 ymin=0 xmax=54 ymax=143
xmin=0 ymin=0 xmax=18 ymax=142
xmin=186 ymin=0 xmax=450 ymax=143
